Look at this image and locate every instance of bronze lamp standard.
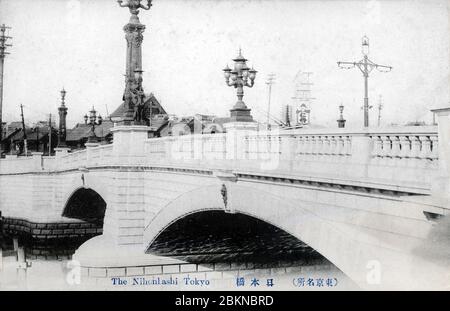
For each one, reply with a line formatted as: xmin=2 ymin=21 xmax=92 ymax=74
xmin=337 ymin=104 xmax=346 ymax=128
xmin=223 ymin=49 xmax=257 ymax=122
xmin=117 ymin=0 xmax=152 ymax=125
xmin=86 ymin=107 xmax=102 ymax=144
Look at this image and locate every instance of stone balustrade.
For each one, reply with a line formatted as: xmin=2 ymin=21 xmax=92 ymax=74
xmin=140 ymin=126 xmax=439 ymax=194
xmin=0 ymin=125 xmax=440 ymax=194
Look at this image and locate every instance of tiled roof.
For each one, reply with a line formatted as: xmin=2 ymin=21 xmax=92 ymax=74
xmin=211 ymin=117 xmax=231 ymax=126
xmin=110 ymin=93 xmax=167 ymax=119
xmin=66 ymin=120 xmax=114 ymax=142
xmin=3 ymin=127 xmax=54 ymax=142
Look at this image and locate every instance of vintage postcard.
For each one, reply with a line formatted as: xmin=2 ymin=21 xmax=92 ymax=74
xmin=0 ymin=0 xmax=449 ymax=295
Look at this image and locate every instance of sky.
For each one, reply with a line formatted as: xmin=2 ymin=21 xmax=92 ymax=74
xmin=0 ymin=0 xmax=449 ymax=128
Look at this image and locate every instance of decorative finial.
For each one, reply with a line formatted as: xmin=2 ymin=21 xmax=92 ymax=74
xmin=362 ymin=35 xmax=370 ymax=55
xmin=60 ymin=87 xmax=66 ymax=106
xmin=117 ymin=0 xmax=152 ymax=15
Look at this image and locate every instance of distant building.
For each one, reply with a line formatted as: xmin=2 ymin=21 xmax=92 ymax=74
xmin=109 ymin=93 xmax=167 ymax=125
xmin=64 ymin=93 xmax=169 ymax=148
xmin=66 ymin=120 xmax=114 ymax=149
xmin=0 ymin=121 xmax=57 ymax=155
xmin=158 ymin=114 xmax=229 ymax=137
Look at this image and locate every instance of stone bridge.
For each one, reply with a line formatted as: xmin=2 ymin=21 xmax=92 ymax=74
xmin=2 ymin=113 xmax=450 ymax=290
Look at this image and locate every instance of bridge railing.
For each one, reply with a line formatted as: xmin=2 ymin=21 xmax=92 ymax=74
xmin=86 ymin=144 xmax=114 ymax=167
xmin=42 ymin=156 xmax=56 ymax=171
xmin=366 ymin=128 xmax=438 ymax=188
xmin=58 ymin=149 xmax=87 ymax=170
xmin=0 ymin=125 xmax=439 ymax=194
xmin=60 ymin=144 xmax=115 ymax=169
xmin=144 ymin=133 xmax=229 ymax=167
xmin=0 ymin=155 xmax=40 ymax=174
xmin=141 ymin=126 xmax=438 ymax=193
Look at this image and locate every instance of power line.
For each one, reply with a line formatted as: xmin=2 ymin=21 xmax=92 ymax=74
xmin=252 ymin=105 xmax=287 ymax=127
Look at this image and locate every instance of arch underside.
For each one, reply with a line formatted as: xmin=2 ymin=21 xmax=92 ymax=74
xmin=62 ymin=188 xmax=106 ymax=225
xmin=148 ymin=210 xmax=328 ymax=265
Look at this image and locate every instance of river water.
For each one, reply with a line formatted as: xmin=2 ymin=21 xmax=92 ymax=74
xmin=1 ymin=211 xmax=358 ymax=290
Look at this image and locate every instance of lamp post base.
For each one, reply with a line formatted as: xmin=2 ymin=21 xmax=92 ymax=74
xmin=337 ymin=119 xmax=346 ymax=128
xmin=87 ymin=136 xmax=98 ymax=144
xmin=230 ymin=107 xmax=254 ymax=122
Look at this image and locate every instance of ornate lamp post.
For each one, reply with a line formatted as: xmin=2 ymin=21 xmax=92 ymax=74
xmin=57 ymin=88 xmax=68 ymax=147
xmin=86 ymin=107 xmax=102 ymax=143
xmin=223 ymin=49 xmax=257 ymax=122
xmin=117 ymin=0 xmax=152 ymax=125
xmin=337 ymin=104 xmax=346 ymax=128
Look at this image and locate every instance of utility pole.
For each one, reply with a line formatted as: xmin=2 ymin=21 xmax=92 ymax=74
xmin=265 ymin=73 xmax=276 ymax=130
xmin=35 ymin=125 xmax=39 ymax=152
xmin=377 ymin=95 xmax=383 ymax=127
xmin=48 ymin=114 xmax=52 ymax=155
xmin=20 ymin=104 xmax=28 ymax=155
xmin=338 ymin=36 xmax=392 ymax=127
xmin=0 ymin=24 xmax=12 ymax=155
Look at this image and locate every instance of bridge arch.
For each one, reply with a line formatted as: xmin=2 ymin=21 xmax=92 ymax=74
xmin=61 ymin=173 xmax=111 ymax=225
xmin=144 ymin=183 xmax=371 ymax=286
xmin=62 ymin=187 xmax=107 ymax=224
xmin=147 ymin=210 xmax=326 ymax=265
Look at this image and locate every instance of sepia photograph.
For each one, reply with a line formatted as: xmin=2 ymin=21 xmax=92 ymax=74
xmin=0 ymin=0 xmax=449 ymax=296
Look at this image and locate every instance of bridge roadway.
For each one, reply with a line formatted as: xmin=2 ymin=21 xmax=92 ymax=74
xmin=1 ymin=116 xmax=450 ymax=290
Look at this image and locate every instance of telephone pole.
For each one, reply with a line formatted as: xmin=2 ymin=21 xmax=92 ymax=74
xmin=338 ymin=36 xmax=392 ymax=127
xmin=0 ymin=24 xmax=12 ymax=154
xmin=377 ymin=95 xmax=383 ymax=127
xmin=48 ymin=114 xmax=52 ymax=155
xmin=20 ymin=104 xmax=28 ymax=155
xmin=265 ymin=73 xmax=276 ymax=130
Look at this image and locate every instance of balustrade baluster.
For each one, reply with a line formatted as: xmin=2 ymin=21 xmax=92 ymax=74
xmin=430 ymin=136 xmax=439 ymax=161
xmin=297 ymin=136 xmax=304 ymax=155
xmin=418 ymin=135 xmax=431 ymax=160
xmin=381 ymin=136 xmax=392 ymax=158
xmin=390 ymin=136 xmax=400 ymax=158
xmin=399 ymin=136 xmax=411 ymax=160
xmin=316 ymin=136 xmax=324 ymax=156
xmin=329 ymin=136 xmax=337 ymax=156
xmin=344 ymin=136 xmax=351 ymax=156
xmin=322 ymin=136 xmax=330 ymax=156
xmin=410 ymin=136 xmax=421 ymax=159
xmin=371 ymin=136 xmax=383 ymax=158
xmin=308 ymin=136 xmax=315 ymax=156
xmin=304 ymin=136 xmax=310 ymax=155
xmin=336 ymin=136 xmax=344 ymax=156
